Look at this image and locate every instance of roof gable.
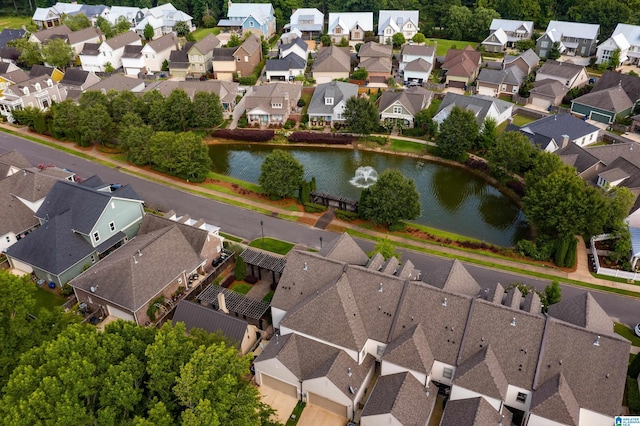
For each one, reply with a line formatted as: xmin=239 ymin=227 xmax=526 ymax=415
xmin=383 ymin=324 xmax=434 ymax=374
xmin=361 ymin=372 xmax=434 ymax=423
xmin=547 ymin=292 xmax=613 ymax=333
xmin=454 ymin=345 xmax=509 ymax=400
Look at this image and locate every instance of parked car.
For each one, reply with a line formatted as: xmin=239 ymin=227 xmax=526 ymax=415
xmin=634 ymin=323 xmax=640 ymax=337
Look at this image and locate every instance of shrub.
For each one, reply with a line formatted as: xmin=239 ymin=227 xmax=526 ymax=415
xmin=213 ymin=129 xmax=275 ymax=142
xmin=244 ymin=275 xmax=258 ymax=284
xmin=565 ymin=237 xmax=577 ymax=268
xmin=61 ymin=283 xmax=74 ymax=297
xmin=238 ymin=75 xmax=257 ymax=85
xmin=628 ymin=377 xmax=640 ymax=414
xmin=389 ymin=222 xmax=407 ymax=232
xmin=284 ymin=119 xmax=296 ymax=129
xmin=300 ymin=180 xmax=311 ymax=203
xmin=554 ymin=238 xmax=569 ymax=267
xmin=221 ymin=275 xmax=235 ymax=288
xmin=237 ymin=117 xmax=248 ymax=128
xmin=297 ymin=98 xmax=306 ymax=107
xmin=235 ymin=255 xmax=247 ymax=281
xmin=303 ymin=202 xmax=326 ymax=213
xmin=506 ymin=180 xmax=525 ymax=197
xmin=289 ymin=131 xmax=355 ymax=144
xmin=401 ymin=127 xmax=426 ymax=137
xmin=335 ymin=209 xmax=358 ymax=222
xmin=629 ymin=353 xmax=640 ymax=378
xmin=465 ymin=157 xmax=489 ymax=173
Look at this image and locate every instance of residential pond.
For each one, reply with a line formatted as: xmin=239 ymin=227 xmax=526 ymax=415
xmin=208 ymin=144 xmax=529 ymax=247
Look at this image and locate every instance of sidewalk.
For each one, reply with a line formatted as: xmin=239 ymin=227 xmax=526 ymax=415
xmin=3 ymin=123 xmax=640 ymax=296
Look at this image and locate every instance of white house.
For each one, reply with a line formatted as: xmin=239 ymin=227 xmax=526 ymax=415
xmin=122 ymin=33 xmax=179 ymax=75
xmin=134 ymin=3 xmax=195 ymax=39
xmin=433 ymin=93 xmax=513 ymax=128
xmin=596 ymin=23 xmax=640 ymax=65
xmin=377 ymin=10 xmax=419 ymax=44
xmin=482 ymin=19 xmax=534 ymax=52
xmin=80 ymin=31 xmax=142 ymax=72
xmin=399 ymin=44 xmax=435 ymax=74
xmin=328 ymin=12 xmax=373 ymax=43
xmin=285 ymin=8 xmax=324 ymax=40
xmin=307 ymin=81 xmax=359 ymax=126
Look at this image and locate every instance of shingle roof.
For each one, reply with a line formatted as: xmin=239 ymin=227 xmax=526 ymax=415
xmin=382 ymin=324 xmax=434 ymax=374
xmin=173 ymin=300 xmax=249 ymax=349
xmin=313 ymin=46 xmax=351 ymax=73
xmin=359 ymin=56 xmax=391 ymax=73
xmin=440 ymin=396 xmax=509 ymax=426
xmin=453 ymin=345 xmax=509 ymax=400
xmin=426 ymin=259 xmax=481 ymax=296
xmin=358 ymin=41 xmax=393 ymax=58
xmin=190 ymin=33 xmax=220 ymax=55
xmin=70 ymin=225 xmax=202 ymax=312
xmin=236 ymin=33 xmax=261 ymax=55
xmin=401 ymin=44 xmax=435 ymax=57
xmin=404 ymin=57 xmax=432 ymax=73
xmin=245 ymin=82 xmax=302 ymax=116
xmin=265 ymin=53 xmax=306 ymax=71
xmin=87 ymin=74 xmax=145 ymax=92
xmin=572 ymin=85 xmax=633 ymax=113
xmin=67 ymin=27 xmax=100 ymax=45
xmin=441 ymin=47 xmax=481 ymax=78
xmin=537 ymin=60 xmax=585 ymax=80
xmin=0 ymin=29 xmax=26 ymax=49
xmin=378 ymin=87 xmax=433 ymax=116
xmin=530 ymin=79 xmax=567 ymax=98
xmin=137 ymin=213 xmax=211 ymax=256
xmin=80 ymin=42 xmax=100 ymax=55
xmin=318 ymin=232 xmax=369 ymax=265
xmin=0 ymin=150 xmax=33 ymax=170
xmin=557 ymin=142 xmax=602 ymax=174
xmin=517 ymin=113 xmax=600 ymax=145
xmin=122 ymin=44 xmax=143 ymax=58
xmin=308 ymin=81 xmax=359 ymax=116
xmin=547 ymin=292 xmax=613 ymax=334
xmin=361 ymin=372 xmax=435 ymax=424
xmin=59 ymin=68 xmax=91 ymax=86
xmin=477 ymin=67 xmax=524 ymax=86
xmin=280 ymin=37 xmax=308 ymax=56
xmin=105 ymin=31 xmax=140 ymax=50
xmin=32 ymin=25 xmax=72 ymax=43
xmin=530 ymin=373 xmax=580 ymax=426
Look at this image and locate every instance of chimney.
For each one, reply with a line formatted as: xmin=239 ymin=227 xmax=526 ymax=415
xmin=561 ymin=134 xmax=570 ymax=148
xmin=218 ymin=292 xmax=229 ymax=314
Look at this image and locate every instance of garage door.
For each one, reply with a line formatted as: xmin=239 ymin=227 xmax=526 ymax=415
xmin=448 ymin=80 xmax=466 ymax=89
xmin=477 ymin=85 xmax=496 ymax=97
xmin=308 ymin=392 xmax=347 ymax=417
xmin=530 ymin=95 xmax=551 ymax=110
xmin=108 ymin=305 xmax=135 ymax=322
xmin=261 ymin=374 xmax=298 ymax=398
xmin=589 ymin=110 xmax=612 ymax=124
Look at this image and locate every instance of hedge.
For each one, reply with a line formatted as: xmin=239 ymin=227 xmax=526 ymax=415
xmin=335 ymin=209 xmax=358 ymax=221
xmin=303 ymin=202 xmax=327 ymax=213
xmin=212 ymin=129 xmax=275 ymax=142
xmin=288 ymin=132 xmax=355 ymax=144
xmin=627 ymin=377 xmax=640 ymax=414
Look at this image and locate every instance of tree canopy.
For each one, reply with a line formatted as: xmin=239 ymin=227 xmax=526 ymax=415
xmin=436 ymin=106 xmax=479 ymax=161
xmin=343 ymin=96 xmax=379 ymax=135
xmin=259 ymin=149 xmax=304 ymax=199
xmin=359 ymin=169 xmax=421 ymax=227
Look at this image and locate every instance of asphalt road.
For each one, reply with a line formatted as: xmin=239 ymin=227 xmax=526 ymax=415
xmin=2 ymin=131 xmax=640 ymax=328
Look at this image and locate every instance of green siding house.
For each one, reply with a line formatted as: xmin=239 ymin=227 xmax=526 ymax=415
xmin=6 ymin=176 xmax=145 ymax=287
xmin=570 ymin=86 xmax=634 ymax=124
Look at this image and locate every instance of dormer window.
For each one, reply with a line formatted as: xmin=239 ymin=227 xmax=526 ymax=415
xmin=272 ymin=102 xmax=283 ymax=108
xmin=325 ymin=97 xmax=333 ymax=105
xmin=22 ymin=87 xmax=29 ymax=95
xmin=93 ymin=231 xmax=100 ymax=242
xmin=34 ymin=83 xmax=41 ymax=91
xmin=47 ymin=79 xmax=53 ymax=87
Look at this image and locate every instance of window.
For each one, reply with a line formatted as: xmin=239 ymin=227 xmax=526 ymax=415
xmin=393 ymin=106 xmax=402 ymax=114
xmin=501 ymin=84 xmax=507 ymax=91
xmin=93 ymin=231 xmax=100 ymax=242
xmin=5 ymin=236 xmax=10 ymax=243
xmin=325 ymin=97 xmax=333 ymax=105
xmin=237 ymin=56 xmax=241 ymax=61
xmin=540 ymin=40 xmax=549 ymax=48
xmin=601 ymin=50 xmax=611 ymax=61
xmin=109 ymin=221 xmax=116 ymax=232
xmin=245 ymin=55 xmax=248 ymax=62
xmin=91 ymin=255 xmax=96 ymax=263
xmin=516 ymin=392 xmax=527 ymax=403
xmin=335 ymin=27 xmax=342 ymax=34
xmin=443 ymin=367 xmax=453 ymax=379
xmin=386 ymin=28 xmax=392 ymax=35
xmin=376 ymin=345 xmax=385 ymax=356
xmin=249 ymin=21 xmax=254 ymax=27
xmin=539 ymin=49 xmax=547 ymax=57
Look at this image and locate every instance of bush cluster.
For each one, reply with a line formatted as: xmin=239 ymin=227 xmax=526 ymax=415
xmin=212 ymin=129 xmax=275 ymax=142
xmin=335 ymin=209 xmax=359 ymax=222
xmin=303 ymin=202 xmax=326 ymax=213
xmin=289 ymin=132 xmax=355 ymax=144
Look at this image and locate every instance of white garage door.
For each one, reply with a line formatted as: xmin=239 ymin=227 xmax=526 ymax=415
xmin=308 ymin=392 xmax=347 ymax=417
xmin=107 ymin=305 xmax=135 ymax=322
xmin=477 ymin=85 xmax=496 ymax=97
xmin=530 ymin=95 xmax=551 ymax=110
xmin=261 ymin=374 xmax=298 ymax=398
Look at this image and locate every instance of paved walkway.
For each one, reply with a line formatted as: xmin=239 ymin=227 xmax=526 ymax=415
xmin=3 ymin=123 xmax=640 ymax=297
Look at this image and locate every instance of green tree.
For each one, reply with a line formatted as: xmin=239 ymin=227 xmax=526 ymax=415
xmin=443 ymin=5 xmax=472 ymax=40
xmin=543 ymin=280 xmax=562 ymax=311
xmin=476 ymin=117 xmax=498 ymax=151
xmin=50 ymin=99 xmax=80 ymax=141
xmin=96 ymin=16 xmax=115 ymax=38
xmin=338 ymin=36 xmax=350 ymax=47
xmin=142 ymin=90 xmax=166 ymax=129
xmin=109 ymin=90 xmax=144 ymax=123
xmin=79 ymin=90 xmax=109 ymax=108
xmin=412 ymin=33 xmax=427 ymax=44
xmin=514 ymin=38 xmax=535 ymax=52
xmin=608 ymin=48 xmax=622 ymax=70
xmin=359 ymin=169 xmax=421 ymax=227
xmin=173 ymin=21 xmax=191 ymax=36
xmin=496 ymin=0 xmax=540 ymax=21
xmin=8 ymin=38 xmax=43 ymax=68
xmin=487 ymin=131 xmax=536 ymax=179
xmin=368 ymin=237 xmax=402 ymax=260
xmin=114 ymin=16 xmax=133 ymax=35
xmin=351 ymin=67 xmax=368 ymax=80
xmin=41 ymin=37 xmax=75 ymax=69
xmin=62 ymin=13 xmax=91 ymax=31
xmin=436 ymin=106 xmax=479 ymax=160
xmin=226 ymin=33 xmax=242 ymax=47
xmin=548 ymin=41 xmax=561 ymax=60
xmin=320 ymin=34 xmax=332 ymax=46
xmin=78 ymin=104 xmax=114 ymax=146
xmin=190 ymin=91 xmax=223 ymax=128
xmin=163 ymin=89 xmax=193 ymax=131
xmin=392 ymin=32 xmax=406 ymax=48
xmin=259 ymin=149 xmax=304 ymax=199
xmin=469 ymin=7 xmax=500 ymax=42
xmin=343 ymin=96 xmax=379 ymax=135
xmin=524 ymin=150 xmax=564 ymax=186
xmin=234 ymin=255 xmax=247 ymax=280
xmin=144 ymin=23 xmax=155 ymax=41
xmin=568 ymin=0 xmax=630 ymax=40
xmin=119 ymin=113 xmax=155 ymax=165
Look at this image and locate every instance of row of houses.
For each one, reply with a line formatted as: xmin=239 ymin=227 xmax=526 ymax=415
xmin=253 ymin=232 xmax=629 ymax=425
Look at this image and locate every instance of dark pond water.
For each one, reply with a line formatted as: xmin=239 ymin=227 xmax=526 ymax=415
xmin=208 ymin=144 xmax=528 ymax=246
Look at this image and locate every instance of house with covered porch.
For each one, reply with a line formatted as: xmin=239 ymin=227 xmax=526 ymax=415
xmin=244 ymin=82 xmax=302 ymax=126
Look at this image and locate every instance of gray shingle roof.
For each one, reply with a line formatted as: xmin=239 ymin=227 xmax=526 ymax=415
xmin=477 ymin=67 xmax=524 ymax=86
xmin=531 ymin=373 xmax=580 ymax=426
xmin=517 ymin=113 xmax=600 ymax=145
xmin=361 ymin=372 xmax=435 ymax=424
xmin=440 ymin=396 xmax=510 ymax=426
xmin=538 ymin=60 xmax=585 ymax=80
xmin=59 ymin=68 xmax=92 ymax=87
xmin=121 ymin=44 xmax=143 ymax=58
xmin=378 ymin=87 xmax=433 ymax=116
xmin=308 ymin=81 xmax=359 ymax=116
xmin=557 ymin=142 xmax=602 ymax=174
xmin=592 ymin=70 xmax=640 ymax=103
xmin=401 ymin=44 xmax=434 ymax=57
xmin=105 ymin=31 xmax=140 ymax=50
xmin=173 ymin=300 xmax=248 ymax=349
xmin=71 ymin=225 xmax=202 ymax=312
xmin=426 ymin=259 xmax=481 ymax=296
xmin=572 ymin=85 xmax=633 ymax=113
xmin=280 ymin=37 xmax=307 ymax=55
xmin=265 ymin=53 xmax=306 ymax=71
xmin=453 ymin=345 xmax=509 ymax=400
xmin=436 ymin=93 xmax=512 ymax=126
xmin=404 ymin=57 xmax=432 ymax=73
xmin=312 ymin=46 xmax=351 ymax=73
xmin=86 ymin=74 xmax=145 ymax=92
xmin=138 ymin=213 xmax=211 ymax=256
xmin=358 ymin=41 xmax=392 ymax=58
xmin=547 ymin=292 xmax=613 ymax=334
xmin=0 ymin=150 xmax=33 ymax=170
xmin=382 ymin=324 xmax=434 ymax=374
xmin=318 ymin=232 xmax=369 ymax=265
xmin=0 ymin=29 xmax=26 ymax=49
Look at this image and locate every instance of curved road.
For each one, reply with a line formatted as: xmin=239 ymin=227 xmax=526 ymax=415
xmin=2 ymin=131 xmax=640 ymax=328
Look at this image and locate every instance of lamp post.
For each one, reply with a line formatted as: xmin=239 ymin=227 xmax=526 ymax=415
xmin=260 ymin=220 xmax=264 ymax=247
xmin=320 ymin=236 xmax=323 ymax=249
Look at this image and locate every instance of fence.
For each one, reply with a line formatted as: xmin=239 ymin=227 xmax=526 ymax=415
xmin=590 ymin=234 xmax=640 ymax=281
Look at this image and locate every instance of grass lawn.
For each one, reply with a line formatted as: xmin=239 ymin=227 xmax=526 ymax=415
xmin=389 ymin=139 xmax=426 ymax=154
xmin=285 ymin=402 xmax=306 ymax=426
xmin=425 ymin=38 xmax=478 ymax=57
xmin=262 ymin=290 xmax=275 ymax=303
xmin=615 ymin=322 xmax=640 ymax=346
xmin=33 ymin=285 xmax=65 ymax=312
xmin=220 ymin=232 xmax=243 ymax=242
xmin=205 ymin=172 xmax=262 ymax=193
xmin=230 ymin=282 xmax=252 ymax=294
xmin=0 ymin=15 xmax=32 ymax=29
xmin=191 ymin=27 xmax=220 ymax=41
xmin=250 ymin=237 xmax=295 ymax=255
xmin=300 ymin=91 xmax=313 ymax=115
xmin=497 ymin=114 xmax=536 ymax=132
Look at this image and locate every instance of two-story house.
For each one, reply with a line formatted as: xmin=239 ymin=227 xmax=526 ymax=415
xmin=79 ymin=31 xmax=142 ymax=72
xmin=265 ymin=37 xmax=308 ymax=81
xmin=377 ymin=10 xmax=419 ymax=45
xmin=596 ymin=24 xmax=640 ymax=66
xmin=536 ymin=20 xmax=600 ymax=58
xmin=122 ymin=32 xmax=179 ymax=75
xmin=441 ymin=46 xmax=482 ymax=89
xmin=358 ymin=41 xmax=393 ymax=84
xmin=5 ymin=176 xmax=145 ymax=287
xmin=244 ymin=82 xmax=302 ymax=126
xmin=399 ymin=44 xmax=435 ymax=73
xmin=535 ymin=60 xmax=589 ymax=90
xmin=233 ymin=33 xmax=262 ymax=79
xmin=107 ymin=6 xmax=146 ymax=28
xmin=218 ymin=1 xmax=276 ymax=38
xmin=378 ymin=86 xmax=433 ymax=127
xmin=0 ymin=76 xmax=67 ymax=120
xmin=308 ymin=80 xmax=359 ymax=127
xmin=312 ymin=46 xmax=351 ymax=84
xmin=284 ymin=8 xmax=324 ymax=41
xmin=134 ymin=3 xmax=195 ymax=39
xmin=187 ymin=33 xmax=220 ymax=77
xmin=400 ymin=44 xmax=435 ymax=85
xmin=482 ymin=19 xmax=534 ymax=52
xmin=328 ymin=12 xmax=373 ymax=44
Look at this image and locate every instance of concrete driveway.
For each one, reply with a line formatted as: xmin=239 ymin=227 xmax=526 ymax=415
xmin=258 ymin=385 xmax=298 ymax=424
xmin=297 ymin=404 xmax=347 ymax=426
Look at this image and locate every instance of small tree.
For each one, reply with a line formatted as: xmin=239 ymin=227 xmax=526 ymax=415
xmin=41 ymin=38 xmax=75 ymax=69
xmin=543 ymin=281 xmax=562 ymax=312
xmin=391 ymin=33 xmax=406 ymax=48
xmin=320 ymin=34 xmax=332 ymax=46
xmin=436 ymin=106 xmax=479 ymax=160
xmin=359 ymin=169 xmax=421 ymax=227
xmin=104 ymin=62 xmax=115 ymax=73
xmin=608 ymin=48 xmax=622 ymax=70
xmin=412 ymin=33 xmax=426 ymax=44
xmin=343 ymin=96 xmax=379 ymax=135
xmin=514 ymin=39 xmax=535 ymax=52
xmin=338 ymin=36 xmax=349 ymax=47
xmin=368 ymin=237 xmax=402 ymax=260
xmin=8 ymin=38 xmax=43 ymax=68
xmin=161 ymin=59 xmax=169 ymax=71
xmin=173 ymin=21 xmax=191 ymax=36
xmin=548 ymin=41 xmax=561 ymax=60
xmin=259 ymin=149 xmax=304 ymax=199
xmin=234 ymin=255 xmax=247 ymax=281
xmin=351 ymin=67 xmax=368 ymax=81
xmin=226 ymin=33 xmax=242 ymax=48
xmin=144 ymin=23 xmax=155 ymax=41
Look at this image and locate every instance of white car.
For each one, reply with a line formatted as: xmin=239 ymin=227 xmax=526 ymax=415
xmin=635 ymin=323 xmax=640 ymax=337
